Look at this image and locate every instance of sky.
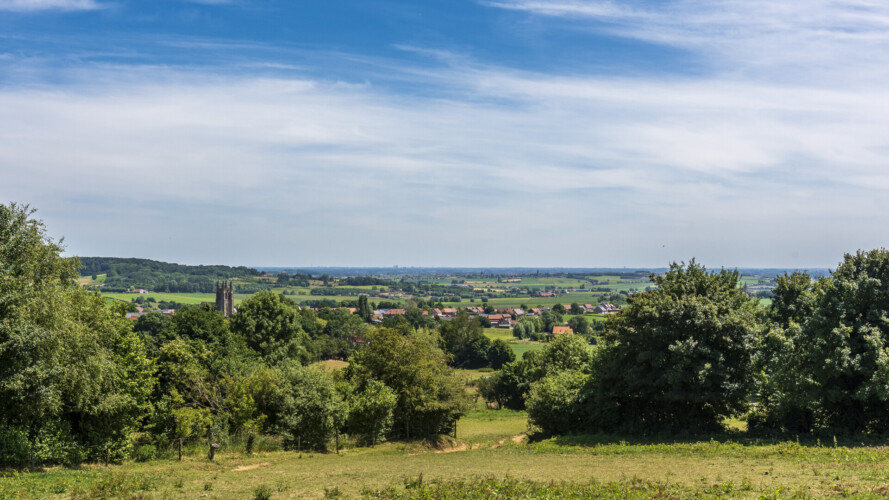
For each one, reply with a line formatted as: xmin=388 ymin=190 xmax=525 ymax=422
xmin=2 ymin=0 xmax=889 ymax=268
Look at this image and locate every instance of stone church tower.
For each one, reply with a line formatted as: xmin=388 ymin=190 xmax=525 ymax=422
xmin=215 ymin=281 xmax=234 ymax=317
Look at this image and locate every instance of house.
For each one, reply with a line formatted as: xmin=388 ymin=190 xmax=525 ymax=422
xmin=133 ymin=288 xmax=148 ymax=294
xmin=594 ymin=302 xmax=620 ymax=314
xmin=583 ymin=304 xmax=595 ymax=313
xmin=552 ymin=325 xmax=574 ymax=335
xmin=440 ymin=308 xmax=458 ymax=318
xmin=540 ymin=292 xmax=555 ymax=297
xmin=528 ymin=308 xmax=542 ymax=315
xmin=384 ymin=309 xmax=406 ymax=317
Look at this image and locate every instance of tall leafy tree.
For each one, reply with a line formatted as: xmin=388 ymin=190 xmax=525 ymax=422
xmin=438 ymin=310 xmax=491 ymax=368
xmin=346 ymin=328 xmax=468 ymax=439
xmin=230 ymin=290 xmax=310 ymax=363
xmin=584 ymin=260 xmax=762 ymax=433
xmin=0 ymin=203 xmax=154 ymax=465
xmin=787 ymin=250 xmax=889 ymax=432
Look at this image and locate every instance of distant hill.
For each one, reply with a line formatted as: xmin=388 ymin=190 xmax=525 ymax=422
xmin=78 ymin=257 xmax=260 ymax=293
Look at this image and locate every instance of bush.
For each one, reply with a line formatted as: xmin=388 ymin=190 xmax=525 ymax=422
xmin=133 ymin=444 xmax=156 ymax=462
xmin=253 ymin=485 xmax=273 ymax=500
xmin=526 ymin=370 xmax=588 ymax=434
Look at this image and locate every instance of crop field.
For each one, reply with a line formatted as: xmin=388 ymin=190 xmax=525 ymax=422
xmin=7 ymin=408 xmax=889 ymax=499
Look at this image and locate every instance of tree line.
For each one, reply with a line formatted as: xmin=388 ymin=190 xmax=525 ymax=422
xmin=479 ymin=254 xmax=889 ymax=437
xmin=0 ymin=204 xmax=475 ymax=466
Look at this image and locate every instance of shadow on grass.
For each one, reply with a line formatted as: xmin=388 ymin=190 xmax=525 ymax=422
xmin=529 ymin=430 xmax=889 ymax=450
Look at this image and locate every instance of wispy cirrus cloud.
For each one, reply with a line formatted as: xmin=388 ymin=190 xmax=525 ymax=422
xmin=3 ymin=51 xmax=889 ymax=267
xmin=4 ymin=2 xmax=889 ymax=266
xmin=0 ymin=0 xmax=103 ymax=11
xmin=486 ymin=0 xmax=889 ymax=83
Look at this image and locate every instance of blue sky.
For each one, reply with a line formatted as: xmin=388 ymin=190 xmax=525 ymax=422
xmin=2 ymin=0 xmax=889 ymax=268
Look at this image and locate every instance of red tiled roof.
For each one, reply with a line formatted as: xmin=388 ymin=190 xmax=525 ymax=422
xmin=552 ymin=326 xmax=574 ymax=335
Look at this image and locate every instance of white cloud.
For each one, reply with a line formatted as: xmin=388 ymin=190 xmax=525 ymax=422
xmin=486 ymin=1 xmax=889 ymax=84
xmin=2 ymin=55 xmax=889 ymax=267
xmin=6 ymin=0 xmax=889 ymax=265
xmin=0 ymin=0 xmax=103 ymax=11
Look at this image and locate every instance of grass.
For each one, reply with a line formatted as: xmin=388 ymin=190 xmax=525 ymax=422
xmin=482 ymin=328 xmax=544 ymax=359
xmin=102 ymin=291 xmax=228 ymax=305
xmin=11 ymin=411 xmax=889 ymax=499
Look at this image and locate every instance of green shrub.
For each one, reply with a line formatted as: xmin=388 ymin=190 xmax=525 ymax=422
xmin=253 ymin=484 xmax=273 ymax=500
xmin=132 ymin=444 xmax=156 ymax=462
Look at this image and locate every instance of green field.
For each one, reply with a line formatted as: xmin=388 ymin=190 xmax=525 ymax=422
xmin=102 ymin=292 xmax=238 ymax=306
xmin=6 ymin=409 xmax=889 ymax=499
xmin=443 ymin=292 xmax=603 ymax=309
xmin=482 ymin=328 xmax=544 ymax=359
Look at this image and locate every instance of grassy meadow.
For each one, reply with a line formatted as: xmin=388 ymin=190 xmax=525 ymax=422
xmin=482 ymin=328 xmax=544 ymax=359
xmin=7 ymin=407 xmax=889 ymax=499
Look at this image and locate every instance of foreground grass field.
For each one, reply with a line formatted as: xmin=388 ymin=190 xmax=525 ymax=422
xmin=7 ymin=408 xmax=889 ymax=499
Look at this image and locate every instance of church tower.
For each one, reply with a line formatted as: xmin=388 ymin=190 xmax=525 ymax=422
xmin=216 ymin=281 xmax=234 ymax=317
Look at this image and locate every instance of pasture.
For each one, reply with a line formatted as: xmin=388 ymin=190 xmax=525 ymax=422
xmin=102 ymin=292 xmax=234 ymax=306
xmin=7 ymin=408 xmax=889 ymax=499
xmin=482 ymin=328 xmax=544 ymax=359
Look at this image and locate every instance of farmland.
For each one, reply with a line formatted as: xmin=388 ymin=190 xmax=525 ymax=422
xmin=482 ymin=328 xmax=544 ymax=359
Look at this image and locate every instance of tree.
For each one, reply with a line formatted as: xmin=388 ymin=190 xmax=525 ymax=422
xmin=346 ymin=328 xmax=468 ymax=439
xmin=567 ymin=316 xmax=590 ymax=336
xmin=526 ymin=370 xmax=588 ymax=435
xmin=271 ymin=364 xmax=346 ymax=451
xmin=583 ymin=260 xmax=762 ymax=433
xmin=0 ymin=203 xmax=154 ymax=465
xmin=170 ymin=303 xmax=230 ymax=346
xmin=478 ymin=335 xmax=594 ymax=411
xmin=133 ymin=311 xmax=173 ymax=353
xmin=770 ymin=251 xmax=889 ymax=433
xmin=570 ymin=303 xmax=583 ymax=315
xmin=438 ymin=310 xmax=491 ymax=368
xmin=487 ymin=339 xmax=516 ymax=369
xmin=747 ymin=271 xmax=819 ymax=433
xmin=540 ymin=310 xmax=562 ymax=333
xmin=230 ymin=290 xmax=310 ymax=362
xmin=357 ymin=295 xmax=372 ymax=322
xmin=553 ymin=304 xmax=567 ymax=315
xmin=347 ymin=379 xmax=397 ymax=446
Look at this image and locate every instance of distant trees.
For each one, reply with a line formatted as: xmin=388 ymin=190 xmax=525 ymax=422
xmin=487 ymin=339 xmax=515 ymax=369
xmin=357 ymin=295 xmax=372 ymax=322
xmin=567 ymin=316 xmax=590 ymax=336
xmin=230 ymin=290 xmax=310 ymax=362
xmin=438 ymin=310 xmax=491 ymax=368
